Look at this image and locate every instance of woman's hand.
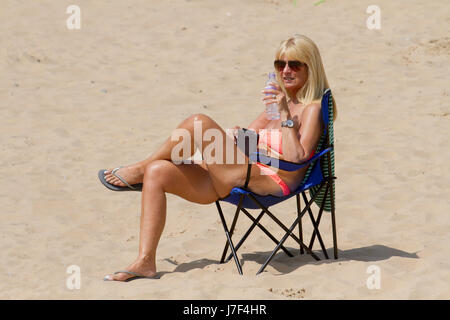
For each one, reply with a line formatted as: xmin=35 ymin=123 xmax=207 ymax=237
xmin=261 ymin=82 xmax=289 ymax=113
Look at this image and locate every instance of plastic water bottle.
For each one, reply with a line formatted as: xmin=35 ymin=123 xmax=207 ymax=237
xmin=265 ymin=72 xmax=280 ymax=120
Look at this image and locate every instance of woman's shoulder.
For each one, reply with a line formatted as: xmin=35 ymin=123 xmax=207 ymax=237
xmin=294 ymin=101 xmax=321 ymax=119
xmin=305 ymin=100 xmax=321 ymax=110
xmin=291 ymin=99 xmax=320 ymax=110
xmin=298 ymin=102 xmax=322 ymax=129
xmin=302 ymin=101 xmax=321 ymax=116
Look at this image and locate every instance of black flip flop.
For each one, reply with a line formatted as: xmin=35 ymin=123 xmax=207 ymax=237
xmin=98 ymin=167 xmax=143 ymax=192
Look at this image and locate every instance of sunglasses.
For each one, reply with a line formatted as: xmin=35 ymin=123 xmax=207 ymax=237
xmin=274 ymin=60 xmax=305 ymax=72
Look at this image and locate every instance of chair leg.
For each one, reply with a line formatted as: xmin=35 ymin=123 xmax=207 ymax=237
xmin=297 ymin=194 xmax=304 ymax=255
xmin=324 ymin=133 xmax=338 ymax=260
xmin=255 ymin=183 xmax=326 ymax=275
xmin=247 ymin=193 xmax=319 ymax=259
xmin=247 ymin=194 xmax=306 ymax=248
xmin=215 ymin=180 xmax=336 ymax=275
xmin=225 ymin=209 xmax=294 ymax=263
xmin=255 ymin=189 xmax=322 ymax=275
xmin=215 ymin=201 xmax=243 ymax=275
xmin=223 ymin=210 xmax=264 ymax=262
xmin=241 ymin=209 xmax=294 ymax=258
xmin=303 ymin=184 xmax=330 ymax=259
xmin=329 ymin=180 xmax=338 ymax=259
xmin=331 ymin=209 xmax=338 ymax=259
xmin=256 ymin=215 xmax=300 ymax=275
xmin=219 ymin=195 xmax=244 ymax=264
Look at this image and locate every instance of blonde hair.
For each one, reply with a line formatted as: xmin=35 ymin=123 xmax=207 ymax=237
xmin=275 ymin=34 xmax=337 ymax=121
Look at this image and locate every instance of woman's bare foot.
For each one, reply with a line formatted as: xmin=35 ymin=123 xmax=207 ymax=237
xmin=103 ymin=164 xmax=144 ymax=187
xmin=103 ymin=256 xmax=157 ymax=281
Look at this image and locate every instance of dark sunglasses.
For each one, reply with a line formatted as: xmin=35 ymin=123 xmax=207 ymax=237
xmin=274 ymin=60 xmax=305 ymax=72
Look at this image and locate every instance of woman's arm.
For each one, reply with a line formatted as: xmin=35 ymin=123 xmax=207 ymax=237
xmin=228 ymin=109 xmax=268 ymax=143
xmin=248 ymin=110 xmax=270 ymax=132
xmin=262 ymin=83 xmax=323 ymax=163
xmin=230 ymin=109 xmax=269 ymax=141
xmin=281 ymin=103 xmax=323 ymax=163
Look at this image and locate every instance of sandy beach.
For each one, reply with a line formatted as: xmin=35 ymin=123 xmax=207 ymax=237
xmin=0 ymin=0 xmax=449 ymax=299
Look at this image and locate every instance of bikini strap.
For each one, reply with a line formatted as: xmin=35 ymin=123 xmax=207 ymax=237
xmin=243 ymin=161 xmax=252 ymax=189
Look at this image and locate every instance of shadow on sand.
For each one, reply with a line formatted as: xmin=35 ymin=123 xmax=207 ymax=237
xmin=162 ymin=244 xmax=419 ymax=276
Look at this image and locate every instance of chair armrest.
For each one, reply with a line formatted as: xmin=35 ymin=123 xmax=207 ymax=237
xmin=249 ymin=147 xmax=333 ymax=171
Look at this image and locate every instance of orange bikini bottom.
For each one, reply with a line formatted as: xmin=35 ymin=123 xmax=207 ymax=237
xmin=255 ymin=162 xmax=291 ymax=196
xmin=255 ymin=150 xmax=316 ymax=196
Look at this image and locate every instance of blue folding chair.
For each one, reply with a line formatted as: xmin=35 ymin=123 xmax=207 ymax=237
xmin=215 ymin=89 xmax=337 ymax=275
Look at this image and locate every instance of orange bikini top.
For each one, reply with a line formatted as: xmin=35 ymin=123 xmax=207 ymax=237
xmin=257 ymin=129 xmax=315 ymax=160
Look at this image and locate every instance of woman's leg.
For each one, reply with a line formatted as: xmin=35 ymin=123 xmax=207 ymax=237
xmin=104 ymin=115 xmax=282 ymax=281
xmin=104 ymin=113 xmax=227 ymax=188
xmin=104 ymin=160 xmax=221 ymax=281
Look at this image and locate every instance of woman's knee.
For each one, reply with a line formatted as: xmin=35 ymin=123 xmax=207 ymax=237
xmin=143 ymin=160 xmax=171 ymax=185
xmin=182 ymin=113 xmax=214 ymax=129
xmin=190 ymin=113 xmax=211 ymax=122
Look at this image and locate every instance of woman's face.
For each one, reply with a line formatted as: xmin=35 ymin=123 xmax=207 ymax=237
xmin=278 ymin=55 xmax=308 ymax=96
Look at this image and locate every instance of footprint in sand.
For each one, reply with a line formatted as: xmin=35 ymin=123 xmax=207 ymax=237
xmin=402 ymin=36 xmax=450 ymax=65
xmin=6 ymin=48 xmax=53 ymax=65
xmin=268 ymin=287 xmax=306 ymax=299
xmin=425 ymin=37 xmax=450 ymax=55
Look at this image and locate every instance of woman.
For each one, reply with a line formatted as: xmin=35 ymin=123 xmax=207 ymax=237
xmin=101 ymin=34 xmax=337 ymax=281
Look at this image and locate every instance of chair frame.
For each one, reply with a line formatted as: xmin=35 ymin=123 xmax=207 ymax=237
xmin=215 ymin=113 xmax=337 ymax=275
